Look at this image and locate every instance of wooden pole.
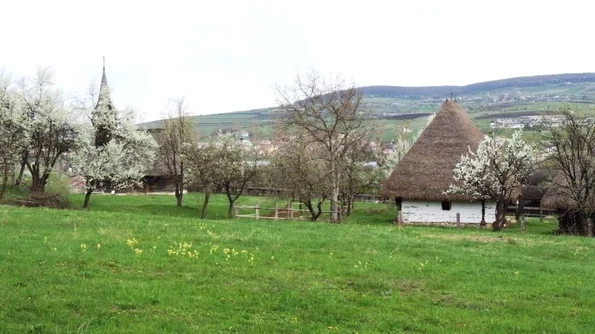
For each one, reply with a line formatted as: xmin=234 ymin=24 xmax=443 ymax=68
xmin=456 ymin=213 xmax=460 ymax=230
xmin=235 ymin=206 xmax=239 ymax=218
xmin=520 ymin=215 xmax=526 ymax=233
xmin=255 ymin=203 xmax=259 ymax=220
xmin=588 ymin=218 xmax=593 ymax=237
xmin=274 ymin=202 xmax=278 ymax=220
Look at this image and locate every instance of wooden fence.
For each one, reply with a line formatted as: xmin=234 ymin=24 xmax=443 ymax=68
xmin=234 ymin=203 xmax=341 ymax=221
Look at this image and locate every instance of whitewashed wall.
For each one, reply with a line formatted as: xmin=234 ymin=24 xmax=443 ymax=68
xmin=401 ymin=200 xmax=496 ymax=224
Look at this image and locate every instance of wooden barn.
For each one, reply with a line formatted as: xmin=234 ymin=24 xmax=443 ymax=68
xmin=380 ymin=99 xmax=496 ymax=225
xmin=141 ymin=128 xmax=180 ymax=193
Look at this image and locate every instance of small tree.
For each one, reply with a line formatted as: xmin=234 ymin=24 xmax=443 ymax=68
xmin=269 ymin=136 xmax=331 ymax=221
xmin=447 ymin=131 xmax=535 ymax=231
xmin=157 ymin=97 xmax=195 ymax=207
xmin=276 ymin=70 xmax=371 ymax=222
xmin=340 ymin=141 xmax=379 ymax=216
xmin=541 ymin=108 xmax=595 ymax=235
xmin=185 ymin=132 xmax=260 ymax=218
xmin=183 ymin=142 xmax=217 ymax=219
xmin=17 ymin=67 xmax=79 ymax=193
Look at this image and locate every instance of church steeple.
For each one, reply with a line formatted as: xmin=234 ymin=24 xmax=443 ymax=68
xmin=100 ymin=56 xmax=108 ymax=87
xmin=97 ymin=56 xmax=113 ymax=109
xmin=93 ymin=57 xmax=117 ymax=147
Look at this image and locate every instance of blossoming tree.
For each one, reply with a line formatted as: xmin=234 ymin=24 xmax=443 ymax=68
xmin=0 ymin=73 xmax=28 ymax=199
xmin=72 ymin=120 xmax=156 ymax=208
xmin=71 ymin=83 xmax=156 ymax=208
xmin=446 ymin=131 xmax=535 ymax=231
xmin=16 ymin=68 xmax=79 ymax=193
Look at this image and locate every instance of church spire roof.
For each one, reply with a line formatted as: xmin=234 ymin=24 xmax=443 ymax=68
xmin=96 ymin=56 xmax=113 ymax=110
xmin=93 ymin=57 xmax=117 ymax=147
xmin=100 ymin=56 xmax=108 ymax=87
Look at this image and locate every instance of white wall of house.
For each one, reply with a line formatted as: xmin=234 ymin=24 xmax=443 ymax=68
xmin=401 ymin=200 xmax=496 ymax=224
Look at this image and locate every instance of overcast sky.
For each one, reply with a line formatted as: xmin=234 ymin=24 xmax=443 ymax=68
xmin=2 ymin=0 xmax=594 ymax=121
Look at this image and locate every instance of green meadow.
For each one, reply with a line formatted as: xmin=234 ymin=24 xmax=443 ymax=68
xmin=1 ymin=194 xmax=594 ymax=333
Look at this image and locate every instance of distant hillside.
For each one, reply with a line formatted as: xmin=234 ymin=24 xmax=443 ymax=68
xmin=140 ymin=73 xmax=595 ymax=140
xmin=361 ymin=73 xmax=595 ymax=98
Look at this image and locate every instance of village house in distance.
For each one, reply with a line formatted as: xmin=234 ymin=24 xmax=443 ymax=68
xmin=381 ymin=99 xmax=496 ymax=225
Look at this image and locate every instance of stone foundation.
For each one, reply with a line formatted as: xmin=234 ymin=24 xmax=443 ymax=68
xmin=394 ymin=220 xmax=493 ymax=229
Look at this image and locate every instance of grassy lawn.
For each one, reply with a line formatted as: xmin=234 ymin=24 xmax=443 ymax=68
xmin=1 ymin=193 xmax=594 ymax=333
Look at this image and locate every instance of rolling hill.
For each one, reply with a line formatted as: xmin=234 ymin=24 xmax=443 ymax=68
xmin=140 ymin=73 xmax=595 ymax=140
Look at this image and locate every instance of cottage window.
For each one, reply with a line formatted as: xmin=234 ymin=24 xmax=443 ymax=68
xmin=441 ymin=201 xmax=451 ymax=211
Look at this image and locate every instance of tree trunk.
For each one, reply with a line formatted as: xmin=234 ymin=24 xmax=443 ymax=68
xmin=29 ymin=167 xmax=48 ymax=194
xmin=201 ymin=192 xmax=210 ymax=219
xmin=83 ymin=189 xmax=93 ymax=209
xmin=346 ymin=197 xmax=354 ymax=216
xmin=330 ymin=186 xmax=340 ymax=222
xmin=303 ymin=200 xmax=322 ymax=221
xmin=330 ymin=160 xmax=340 ymax=222
xmin=228 ymin=202 xmax=235 ymax=218
xmin=578 ymin=211 xmax=588 ymax=236
xmin=0 ymin=159 xmax=9 ymax=201
xmin=480 ymin=199 xmax=487 ymax=227
xmin=175 ymin=180 xmax=183 ymax=207
xmin=14 ymin=157 xmax=26 ymax=186
xmin=494 ymin=198 xmax=507 ymax=231
xmin=30 ymin=175 xmax=44 ymax=193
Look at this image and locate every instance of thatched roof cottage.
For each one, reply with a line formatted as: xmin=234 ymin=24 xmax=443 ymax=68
xmin=381 ymin=99 xmax=495 ymax=225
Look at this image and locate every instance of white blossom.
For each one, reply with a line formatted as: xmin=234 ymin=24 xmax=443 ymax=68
xmin=446 ymin=130 xmax=535 ymax=227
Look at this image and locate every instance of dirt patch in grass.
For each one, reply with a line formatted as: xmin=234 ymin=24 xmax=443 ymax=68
xmin=392 ymin=279 xmax=423 ymax=294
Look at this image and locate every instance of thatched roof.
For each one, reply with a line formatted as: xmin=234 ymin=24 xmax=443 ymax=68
xmin=380 ymin=99 xmax=485 ymax=201
xmin=521 ymin=169 xmax=558 ymax=202
xmin=541 ymin=172 xmax=575 ymax=210
xmin=540 ymin=170 xmax=595 ymax=211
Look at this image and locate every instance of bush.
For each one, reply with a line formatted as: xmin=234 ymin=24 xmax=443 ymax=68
xmin=9 ymin=193 xmax=70 ymax=209
xmin=4 ymin=173 xmax=72 ymax=208
xmin=45 ymin=172 xmax=73 ymax=196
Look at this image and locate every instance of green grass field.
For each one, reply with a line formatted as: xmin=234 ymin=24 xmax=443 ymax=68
xmin=1 ymin=193 xmax=594 ymax=333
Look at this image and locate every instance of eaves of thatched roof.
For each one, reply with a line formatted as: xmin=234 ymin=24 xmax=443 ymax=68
xmin=541 ymin=171 xmax=577 ymax=210
xmin=380 ymin=99 xmax=484 ymax=201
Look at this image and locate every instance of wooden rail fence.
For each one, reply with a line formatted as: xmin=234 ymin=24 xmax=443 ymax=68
xmin=234 ymin=203 xmax=342 ymax=221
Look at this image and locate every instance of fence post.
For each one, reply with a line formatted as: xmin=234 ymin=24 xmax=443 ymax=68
xmin=235 ymin=206 xmax=239 ymax=218
xmin=274 ymin=202 xmax=278 ymax=220
xmin=521 ymin=215 xmax=526 ymax=233
xmin=255 ymin=203 xmax=259 ymax=220
xmin=397 ymin=211 xmax=403 ymax=225
xmin=539 ymin=206 xmax=543 ymax=222
xmin=288 ymin=204 xmax=293 ymax=219
xmin=588 ymin=218 xmax=593 ymax=237
xmin=456 ymin=213 xmax=460 ymax=230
